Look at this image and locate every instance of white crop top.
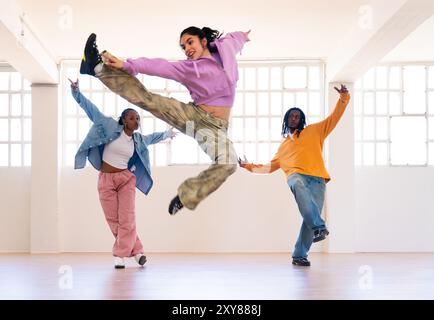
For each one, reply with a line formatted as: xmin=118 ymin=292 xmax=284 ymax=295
xmin=102 ymin=130 xmax=135 ymax=169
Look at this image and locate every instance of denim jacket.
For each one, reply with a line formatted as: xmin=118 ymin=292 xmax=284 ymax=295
xmin=71 ymin=89 xmax=170 ymax=195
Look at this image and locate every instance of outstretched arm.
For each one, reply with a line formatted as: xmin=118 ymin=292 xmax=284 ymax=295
xmin=314 ymin=84 xmax=351 ymax=139
xmin=142 ymin=127 xmax=178 ymax=145
xmin=102 ymin=51 xmax=186 ymax=82
xmin=69 ymin=78 xmax=105 ymax=123
xmin=238 ymin=154 xmax=280 ymax=174
xmin=213 ymin=30 xmax=251 ymax=55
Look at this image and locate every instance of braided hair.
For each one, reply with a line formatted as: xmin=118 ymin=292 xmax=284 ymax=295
xmin=118 ymin=108 xmax=139 ymax=126
xmin=180 ymin=26 xmax=222 ymax=53
xmin=281 ymin=107 xmax=306 ymax=138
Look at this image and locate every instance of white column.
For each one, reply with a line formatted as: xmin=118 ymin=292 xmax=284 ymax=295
xmin=30 ymin=84 xmax=59 ymax=253
xmin=325 ymin=82 xmax=355 ymax=253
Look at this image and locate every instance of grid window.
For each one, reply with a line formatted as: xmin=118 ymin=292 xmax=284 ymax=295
xmin=0 ymin=69 xmax=32 ymax=167
xmin=355 ymin=64 xmax=434 ymax=166
xmin=62 ymin=61 xmax=324 ymax=166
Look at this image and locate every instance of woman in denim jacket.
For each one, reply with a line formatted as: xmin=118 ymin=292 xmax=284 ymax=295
xmin=69 ymin=79 xmax=176 ymax=269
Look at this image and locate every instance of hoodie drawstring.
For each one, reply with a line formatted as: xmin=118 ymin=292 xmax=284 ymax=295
xmin=192 ymin=61 xmax=201 ymax=79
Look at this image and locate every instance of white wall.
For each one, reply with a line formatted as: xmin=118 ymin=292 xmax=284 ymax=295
xmin=355 ymin=168 xmax=434 ymax=252
xmin=0 ymin=169 xmax=31 ymax=252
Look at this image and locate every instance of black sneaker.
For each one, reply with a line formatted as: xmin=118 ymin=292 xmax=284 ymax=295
xmin=292 ymin=257 xmax=311 ymax=267
xmin=168 ymin=195 xmax=184 ymax=215
xmin=80 ymin=33 xmax=102 ymax=76
xmin=313 ymin=228 xmax=330 ymax=243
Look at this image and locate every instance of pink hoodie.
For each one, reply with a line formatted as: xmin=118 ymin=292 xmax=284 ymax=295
xmin=122 ymin=31 xmax=248 ymax=108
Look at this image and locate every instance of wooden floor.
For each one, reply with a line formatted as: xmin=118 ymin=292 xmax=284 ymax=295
xmin=0 ymin=253 xmax=433 ymax=299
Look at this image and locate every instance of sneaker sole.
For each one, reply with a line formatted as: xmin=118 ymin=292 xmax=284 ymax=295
xmin=138 ymin=256 xmax=147 ymax=266
xmin=114 ymin=265 xmax=125 ymax=269
xmin=80 ymin=33 xmax=97 ymax=75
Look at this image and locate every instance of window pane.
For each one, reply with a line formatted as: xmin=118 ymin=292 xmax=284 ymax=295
xmin=23 ymin=119 xmax=31 ymax=141
xmin=141 ymin=118 xmax=154 ymax=133
xmin=257 ymin=118 xmax=269 ymax=141
xmin=376 ymin=92 xmax=388 ymax=115
xmin=10 ymin=144 xmax=22 ymax=166
xmin=257 ymin=67 xmax=269 ymax=90
xmin=24 ymin=144 xmax=31 ymax=166
xmin=0 ymin=119 xmax=8 ymax=141
xmin=429 ymin=67 xmax=434 ymax=89
xmin=376 ymin=143 xmax=388 ymax=166
xmin=270 ymin=93 xmax=282 ymax=116
xmin=270 ymin=118 xmax=282 ymax=140
xmin=155 ymin=119 xmax=167 ymax=132
xmin=10 ymin=72 xmax=22 ymax=90
xmin=155 ymin=143 xmax=167 ymax=166
xmin=390 ymin=117 xmax=426 ymax=165
xmin=145 ymin=76 xmax=165 ymax=90
xmin=104 ymin=92 xmax=116 ymax=116
xmin=270 ymin=67 xmax=281 ymax=90
xmin=66 ymin=94 xmax=78 ymax=116
xmin=363 ymin=68 xmax=375 ymax=89
xmin=245 ymin=118 xmax=256 ymax=141
xmin=354 ymin=92 xmax=362 ymax=116
xmin=309 ymin=92 xmax=321 ymax=116
xmin=65 ymin=143 xmax=77 ymax=166
xmin=429 ymin=143 xmax=434 ymax=165
xmin=376 ymin=67 xmax=388 ymax=89
xmin=309 ymin=66 xmax=320 ymax=89
xmin=363 ymin=92 xmax=374 ymax=115
xmin=257 ymin=143 xmax=270 ymax=163
xmin=354 ymin=117 xmax=362 ymax=141
xmin=232 ymin=94 xmax=243 ymax=116
xmin=429 ymin=92 xmax=434 ymax=115
xmin=0 ymin=144 xmax=8 ymax=166
xmin=245 ymin=68 xmax=256 ymax=90
xmin=11 ymin=94 xmax=21 ymax=116
xmin=296 ymin=92 xmax=307 ymax=110
xmin=0 ymin=94 xmax=8 ymax=116
xmin=284 ymin=66 xmax=306 ymax=89
xmin=245 ymin=143 xmax=257 ymax=162
xmin=245 ymin=93 xmax=256 ymax=115
xmin=389 ymin=92 xmax=401 ymax=115
xmin=0 ymin=73 xmax=9 ymax=90
xmin=66 ymin=118 xmax=77 ymax=141
xmin=363 ymin=142 xmax=375 ymax=166
xmin=10 ymin=119 xmax=22 ymax=141
xmin=78 ymin=118 xmax=90 ymax=141
xmin=234 ymin=143 xmax=243 ymax=158
xmin=23 ymin=94 xmax=31 ymax=116
xmin=376 ymin=117 xmax=388 ymax=140
xmin=231 ymin=118 xmax=244 ymax=141
xmin=283 ymin=92 xmax=295 ymax=111
xmin=403 ymin=66 xmax=426 ymax=114
xmin=90 ymin=76 xmax=102 ymax=90
xmin=355 ymin=142 xmax=362 ymax=166
xmin=389 ymin=67 xmax=401 ymax=89
xmin=171 ymin=135 xmax=197 ymax=164
xmin=238 ymin=68 xmax=244 ymax=90
xmin=429 ymin=117 xmax=434 ymax=140
xmin=258 ymin=93 xmax=269 ymax=116
xmin=167 ymin=79 xmax=179 ymax=91
xmin=363 ymin=118 xmax=375 ymax=140
xmin=79 ymin=75 xmax=90 ymax=90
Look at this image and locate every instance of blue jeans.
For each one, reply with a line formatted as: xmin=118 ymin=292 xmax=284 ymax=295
xmin=287 ymin=173 xmax=326 ymax=259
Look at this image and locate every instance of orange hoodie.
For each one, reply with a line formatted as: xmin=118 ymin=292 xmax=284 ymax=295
xmin=244 ymin=93 xmax=350 ymax=182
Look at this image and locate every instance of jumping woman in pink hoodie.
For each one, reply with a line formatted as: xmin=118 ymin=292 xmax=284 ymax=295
xmin=80 ymin=27 xmax=250 ymax=215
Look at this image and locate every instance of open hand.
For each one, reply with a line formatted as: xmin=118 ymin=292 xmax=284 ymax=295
xmin=334 ymin=84 xmax=348 ymax=95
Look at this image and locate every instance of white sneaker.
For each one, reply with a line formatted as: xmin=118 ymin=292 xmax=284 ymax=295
xmin=134 ymin=254 xmax=147 ymax=266
xmin=114 ymin=256 xmax=125 ymax=269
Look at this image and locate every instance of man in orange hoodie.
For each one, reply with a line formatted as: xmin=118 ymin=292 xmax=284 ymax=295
xmin=239 ymin=85 xmax=350 ymax=267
